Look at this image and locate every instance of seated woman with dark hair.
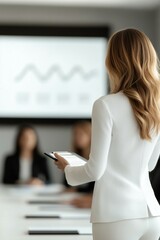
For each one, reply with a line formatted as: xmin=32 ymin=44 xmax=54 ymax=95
xmin=64 ymin=121 xmax=94 ymax=208
xmin=2 ymin=124 xmax=50 ymax=185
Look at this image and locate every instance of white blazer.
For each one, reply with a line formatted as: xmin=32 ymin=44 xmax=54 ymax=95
xmin=65 ymin=91 xmax=160 ymax=223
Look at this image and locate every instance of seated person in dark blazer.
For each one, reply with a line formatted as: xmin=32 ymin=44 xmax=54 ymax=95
xmin=2 ymin=124 xmax=50 ymax=185
xmin=64 ymin=121 xmax=94 ymax=208
xmin=150 ymin=156 xmax=160 ymax=203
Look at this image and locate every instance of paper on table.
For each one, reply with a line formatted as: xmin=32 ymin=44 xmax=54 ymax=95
xmin=39 ymin=204 xmax=76 ymax=211
xmin=9 ymin=184 xmax=64 ymax=197
xmin=28 ymin=192 xmax=84 ymax=204
xmin=39 ymin=204 xmax=91 ymax=212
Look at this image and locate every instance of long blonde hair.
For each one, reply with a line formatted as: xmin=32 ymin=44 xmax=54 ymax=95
xmin=106 ymin=28 xmax=160 ymax=140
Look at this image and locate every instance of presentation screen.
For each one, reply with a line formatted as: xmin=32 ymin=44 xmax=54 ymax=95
xmin=0 ymin=26 xmax=109 ymax=121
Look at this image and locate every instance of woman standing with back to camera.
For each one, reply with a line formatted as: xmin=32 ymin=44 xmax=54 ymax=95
xmin=54 ymin=29 xmax=160 ymax=240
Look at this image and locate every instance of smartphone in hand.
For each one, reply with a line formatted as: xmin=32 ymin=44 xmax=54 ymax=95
xmin=44 ymin=152 xmax=58 ymax=161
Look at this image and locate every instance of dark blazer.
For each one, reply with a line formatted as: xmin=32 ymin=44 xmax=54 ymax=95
xmin=2 ymin=153 xmax=50 ymax=184
xmin=150 ymin=156 xmax=160 ymax=203
xmin=76 ymin=182 xmax=95 ymax=193
xmin=64 ymin=177 xmax=94 ymax=193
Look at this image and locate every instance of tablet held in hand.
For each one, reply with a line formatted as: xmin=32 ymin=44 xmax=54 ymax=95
xmin=44 ymin=151 xmax=87 ymax=166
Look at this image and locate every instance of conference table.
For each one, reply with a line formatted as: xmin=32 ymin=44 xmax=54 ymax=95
xmin=0 ymin=184 xmax=92 ymax=240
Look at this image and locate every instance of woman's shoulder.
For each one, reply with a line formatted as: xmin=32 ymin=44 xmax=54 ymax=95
xmin=33 ymin=153 xmax=46 ymax=162
xmin=94 ymin=91 xmax=125 ymax=108
xmin=4 ymin=153 xmax=19 ymax=163
xmin=5 ymin=153 xmax=18 ymax=159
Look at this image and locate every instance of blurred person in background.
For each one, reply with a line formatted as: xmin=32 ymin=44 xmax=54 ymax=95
xmin=72 ymin=121 xmax=91 ymax=160
xmin=2 ymin=124 xmax=50 ymax=185
xmin=150 ymin=156 xmax=160 ymax=203
xmin=65 ymin=121 xmax=94 ymax=208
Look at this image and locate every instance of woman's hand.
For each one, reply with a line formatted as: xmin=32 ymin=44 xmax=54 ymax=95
xmin=27 ymin=178 xmax=44 ymax=186
xmin=69 ymin=194 xmax=92 ymax=208
xmin=54 ymin=153 xmax=69 ymax=171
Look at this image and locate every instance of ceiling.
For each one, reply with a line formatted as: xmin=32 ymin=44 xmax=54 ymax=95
xmin=0 ymin=0 xmax=159 ymax=9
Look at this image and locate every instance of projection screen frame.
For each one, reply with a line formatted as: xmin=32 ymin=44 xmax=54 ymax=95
xmin=0 ymin=25 xmax=110 ymax=124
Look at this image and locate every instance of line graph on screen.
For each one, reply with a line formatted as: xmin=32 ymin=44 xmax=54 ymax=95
xmin=15 ymin=64 xmax=97 ymax=82
xmin=13 ymin=64 xmax=99 ymax=115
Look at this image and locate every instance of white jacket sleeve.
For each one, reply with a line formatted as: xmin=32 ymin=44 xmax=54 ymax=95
xmin=64 ymin=99 xmax=113 ymax=186
xmin=148 ymin=136 xmax=160 ymax=172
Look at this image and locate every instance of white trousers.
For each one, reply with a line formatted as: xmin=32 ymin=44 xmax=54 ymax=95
xmin=92 ymin=217 xmax=160 ymax=240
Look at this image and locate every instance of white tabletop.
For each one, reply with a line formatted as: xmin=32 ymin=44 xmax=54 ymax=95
xmin=0 ymin=184 xmax=92 ymax=240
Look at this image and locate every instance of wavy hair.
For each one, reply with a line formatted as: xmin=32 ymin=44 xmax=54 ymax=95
xmin=106 ymin=28 xmax=160 ymax=140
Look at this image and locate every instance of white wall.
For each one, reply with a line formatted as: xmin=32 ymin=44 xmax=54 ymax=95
xmin=0 ymin=4 xmax=159 ymax=182
xmin=0 ymin=5 xmax=157 ymax=47
xmin=156 ymin=7 xmax=160 ymax=57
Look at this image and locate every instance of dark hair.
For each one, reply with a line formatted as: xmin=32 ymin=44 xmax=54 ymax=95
xmin=72 ymin=121 xmax=91 ymax=158
xmin=14 ymin=124 xmax=40 ymax=157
